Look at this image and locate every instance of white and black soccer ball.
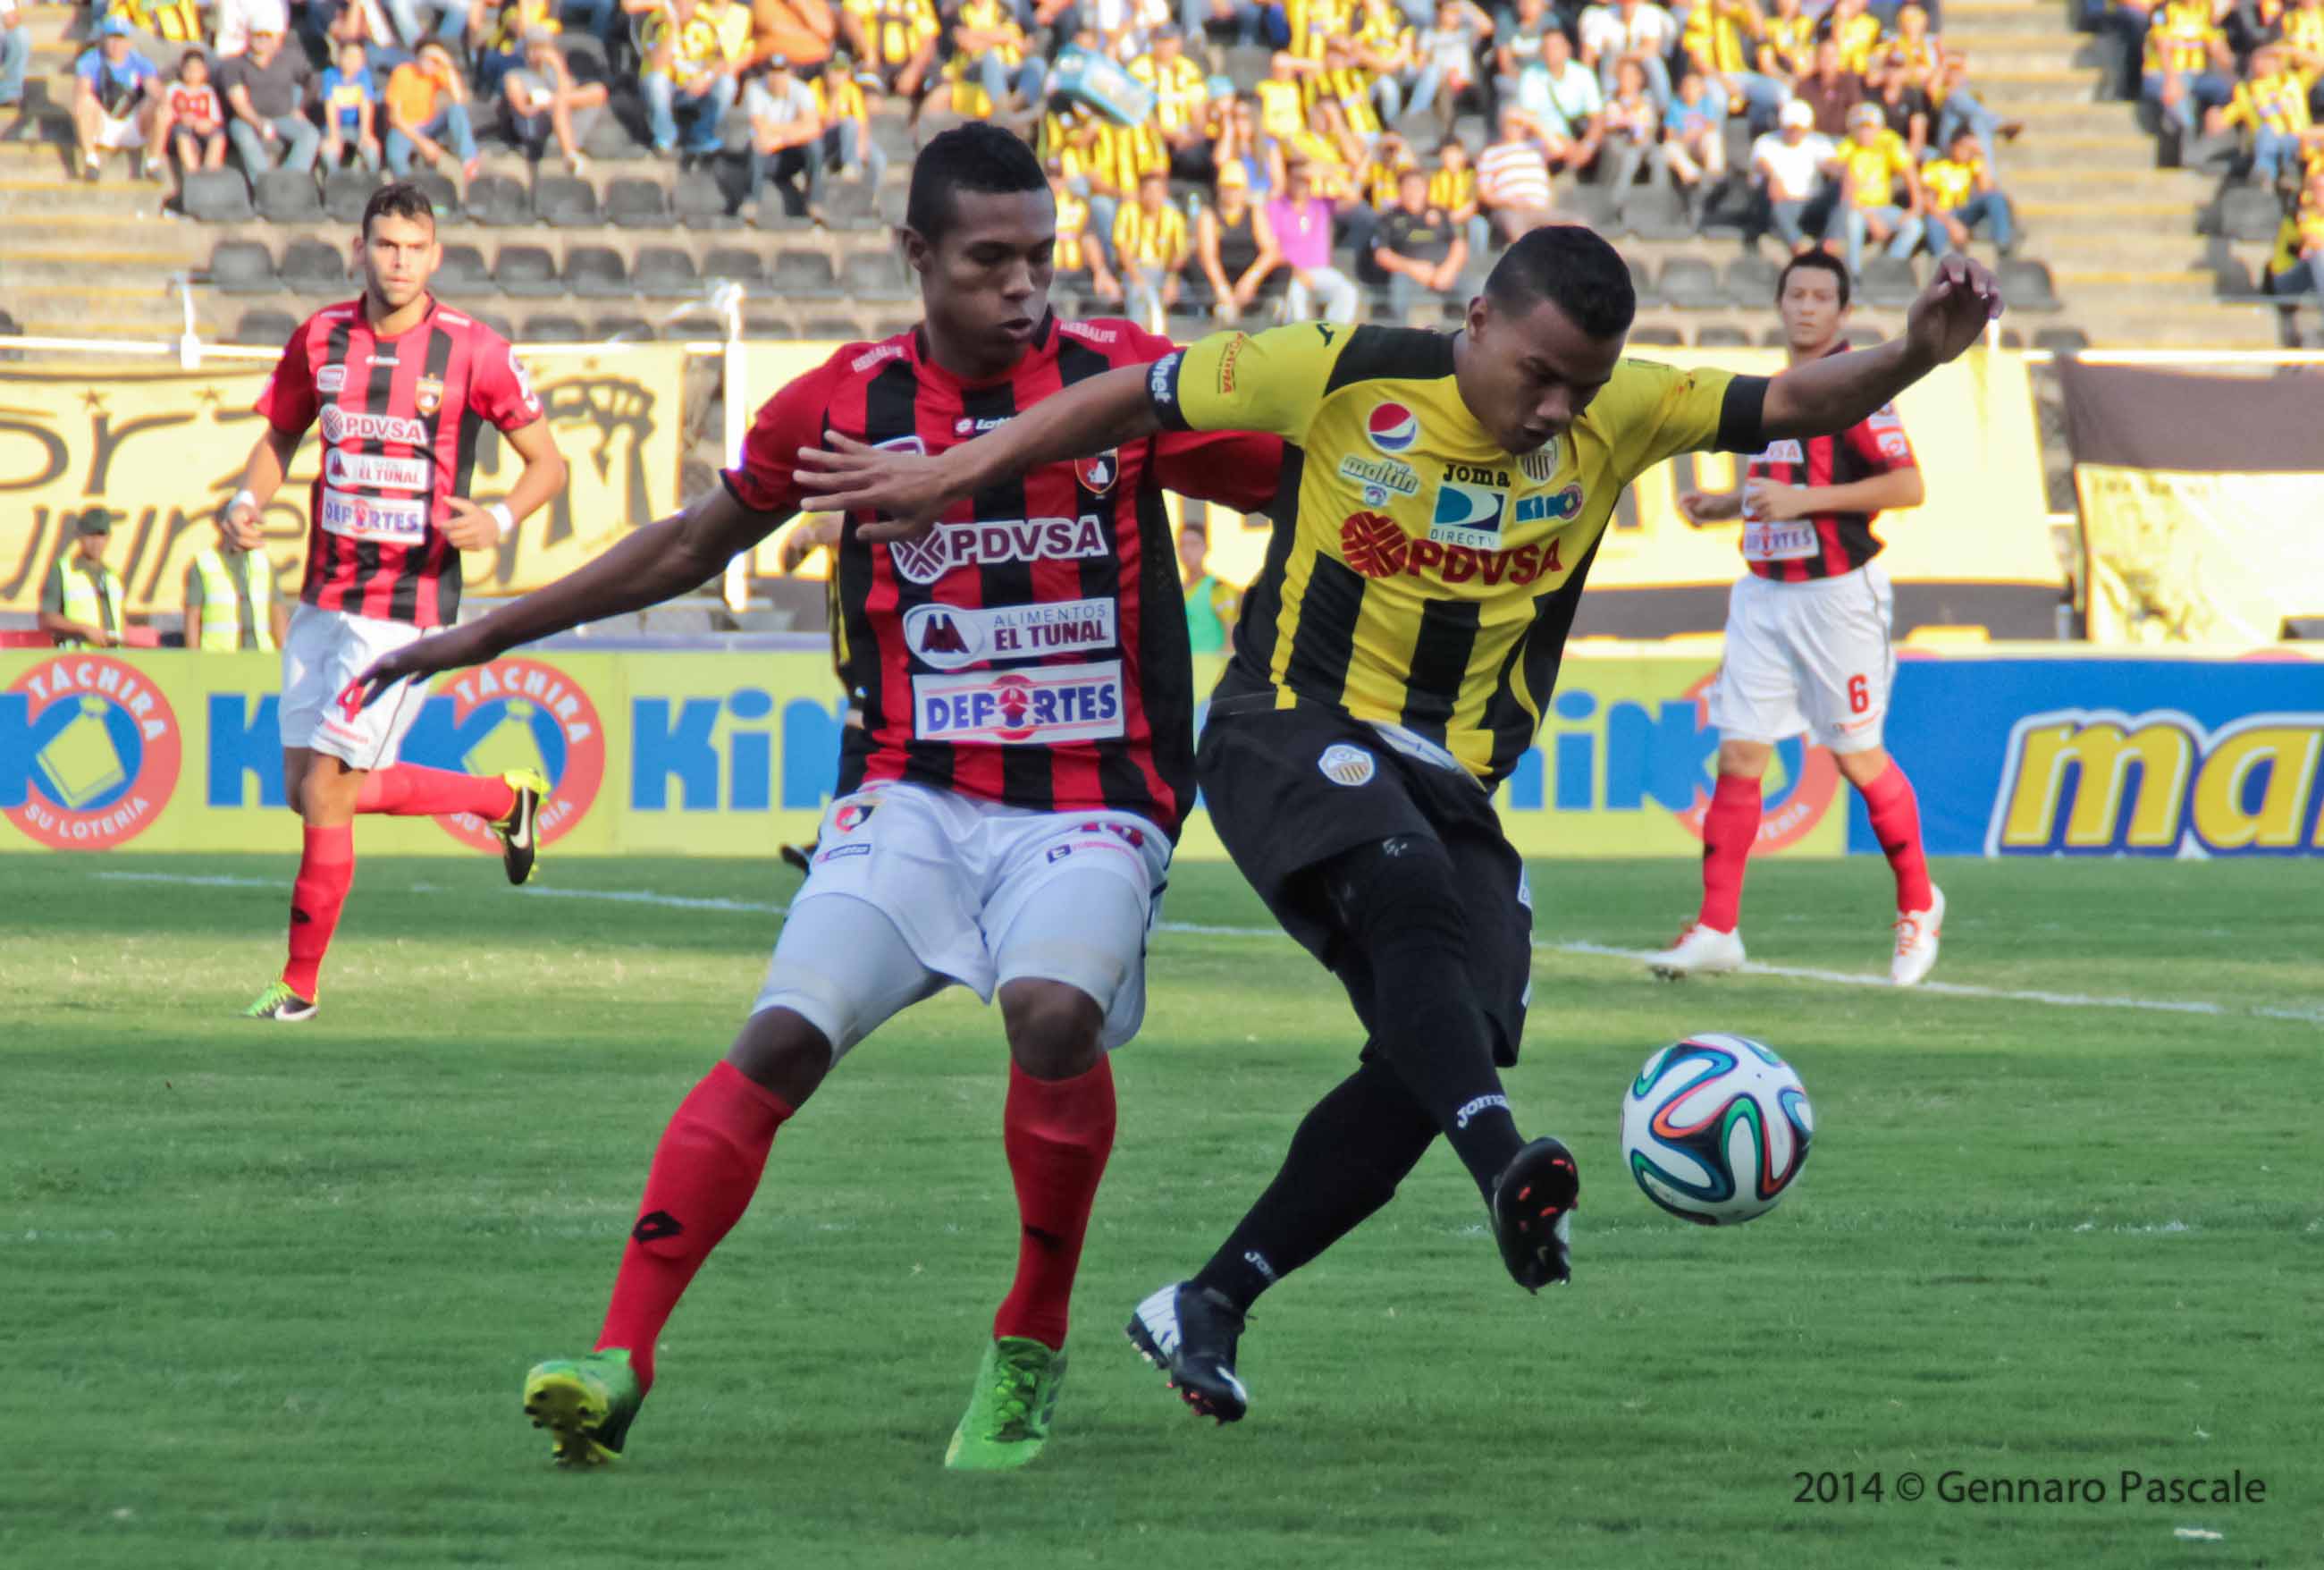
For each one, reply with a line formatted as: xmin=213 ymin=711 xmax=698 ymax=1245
xmin=1621 ymin=1034 xmax=1814 ymax=1226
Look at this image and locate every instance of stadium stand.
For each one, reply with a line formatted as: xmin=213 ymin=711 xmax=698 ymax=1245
xmin=0 ymin=0 xmax=2307 ymax=348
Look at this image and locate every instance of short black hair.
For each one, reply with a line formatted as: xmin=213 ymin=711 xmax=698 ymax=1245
xmin=905 ymin=122 xmax=1048 ymax=247
xmin=1776 ymin=249 xmax=1851 ymax=309
xmin=360 ymin=180 xmax=435 ymax=238
xmin=1483 ymin=224 xmax=1636 ymax=341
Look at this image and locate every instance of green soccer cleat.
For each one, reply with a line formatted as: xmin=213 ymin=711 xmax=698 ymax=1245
xmin=242 ymin=981 xmax=316 ymax=1022
xmin=943 ymin=1337 xmax=1067 ymax=1473
xmin=522 ymin=1349 xmax=644 ymax=1468
xmin=493 ymin=768 xmax=552 ymax=886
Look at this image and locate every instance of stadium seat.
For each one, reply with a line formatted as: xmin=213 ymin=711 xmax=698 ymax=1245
xmin=1724 ymin=254 xmax=1780 ymax=308
xmin=1630 ymin=324 xmax=1683 ymax=346
xmin=1560 ymin=182 xmax=1621 ymax=234
xmin=556 ymin=30 xmax=610 ymax=74
xmin=869 ymin=313 xmax=920 ymax=340
xmin=821 ymin=176 xmax=884 ymax=230
xmin=232 ymin=308 xmax=299 ymax=345
xmin=593 ymin=314 xmax=656 ymax=341
xmin=536 ymin=174 xmax=602 ymax=226
xmin=675 ymin=168 xmax=740 ymax=229
xmin=472 ymin=310 xmax=518 ymax=339
xmin=702 ymin=245 xmax=771 ymax=295
xmin=521 ymin=314 xmax=589 ymax=342
xmin=209 ymin=241 xmax=277 ymax=295
xmin=181 ymin=170 xmax=255 ymax=223
xmin=280 ymin=239 xmax=349 ymax=293
xmin=1618 ymin=252 xmax=1663 ymax=307
xmin=743 ymin=312 xmax=796 ymax=338
xmin=434 ymin=243 xmax=494 ymax=295
xmin=635 ymin=246 xmax=701 ymax=296
xmin=255 ymin=169 xmax=323 ymax=224
xmin=565 ymin=245 xmax=633 ymax=298
xmin=1859 ymin=256 xmax=1919 ymax=309
xmin=1999 ymin=259 xmax=2059 ymax=311
xmin=1616 ymin=184 xmax=1691 ymax=242
xmin=2219 ymin=186 xmax=2280 ymax=244
xmin=1659 ymin=257 xmax=1722 ymax=308
xmin=322 ymin=169 xmax=382 ymax=224
xmin=465 ymin=173 xmax=533 ymax=226
xmin=493 ymin=243 xmax=563 ymax=296
xmin=583 ymin=107 xmax=645 ymax=162
xmin=842 ymin=249 xmax=912 ymax=300
xmin=410 ymin=170 xmax=461 ymax=224
xmin=2033 ymin=325 xmax=2090 ymax=352
xmin=605 ymin=177 xmax=672 ymax=229
xmin=1694 ymin=324 xmax=1751 ymax=347
xmin=772 ymin=249 xmax=838 ymax=295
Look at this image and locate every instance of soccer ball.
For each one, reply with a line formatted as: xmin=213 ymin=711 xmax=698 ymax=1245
xmin=1621 ymin=1034 xmax=1814 ymax=1226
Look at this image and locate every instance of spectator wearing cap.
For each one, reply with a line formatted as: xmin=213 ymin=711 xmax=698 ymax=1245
xmin=215 ymin=0 xmax=292 ymax=59
xmin=383 ymin=39 xmax=481 ymax=175
xmin=2221 ymin=43 xmax=2321 ymax=188
xmin=1918 ymin=123 xmax=2015 ymax=257
xmin=320 ymin=38 xmax=384 ymax=170
xmin=73 ymin=18 xmax=163 ymax=181
xmin=1476 ymin=102 xmax=1557 ymax=238
xmin=222 ymin=22 xmax=319 ymax=172
xmin=641 ymin=0 xmax=741 ymax=158
xmin=1793 ymin=36 xmax=1862 ymax=135
xmin=1369 ymin=163 xmax=1467 ymax=317
xmin=1048 ymin=157 xmax=1124 ymax=304
xmin=1267 ymin=159 xmax=1360 ymax=320
xmin=1194 ymin=157 xmax=1280 ymax=319
xmin=747 ymin=52 xmax=826 ymax=214
xmin=1113 ymin=167 xmax=1190 ymax=325
xmin=1831 ymin=97 xmax=1922 ymax=274
xmin=39 ymin=512 xmax=128 ymax=650
xmin=811 ymin=49 xmax=882 ymax=185
xmin=505 ymin=24 xmax=608 ymax=171
xmin=1749 ymin=96 xmax=1839 ymax=250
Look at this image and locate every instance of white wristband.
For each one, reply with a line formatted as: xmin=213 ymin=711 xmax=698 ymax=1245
xmin=231 ymin=488 xmax=257 ymax=516
xmin=490 ymin=502 xmax=517 ymax=540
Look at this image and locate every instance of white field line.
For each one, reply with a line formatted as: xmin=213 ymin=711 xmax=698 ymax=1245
xmin=92 ymin=871 xmax=2324 ymax=1027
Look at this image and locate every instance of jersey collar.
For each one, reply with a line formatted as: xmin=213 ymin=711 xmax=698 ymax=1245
xmin=909 ymin=308 xmax=1057 ymax=390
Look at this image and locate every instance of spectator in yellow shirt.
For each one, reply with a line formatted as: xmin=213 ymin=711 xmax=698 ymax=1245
xmin=1427 ymin=133 xmax=1486 ymax=256
xmin=2261 ymin=168 xmax=2324 ymax=344
xmin=1131 ymin=23 xmax=1211 ymax=173
xmin=947 ymin=0 xmax=1044 ymax=116
xmin=1112 ymin=169 xmax=1189 ymax=323
xmin=1684 ymin=0 xmax=1786 ymax=130
xmin=640 ymin=0 xmax=741 ymax=156
xmin=838 ymin=0 xmax=936 ymax=99
xmin=1831 ymin=99 xmax=1923 ymax=274
xmin=813 ymin=48 xmax=885 ymax=184
xmin=1048 ymin=157 xmax=1123 ymax=305
xmin=2221 ymin=43 xmax=2322 ymax=188
xmin=1352 ymin=0 xmax=1417 ymax=126
xmin=2140 ymin=0 xmax=2234 ymax=141
xmin=1919 ymin=125 xmax=2017 ymax=257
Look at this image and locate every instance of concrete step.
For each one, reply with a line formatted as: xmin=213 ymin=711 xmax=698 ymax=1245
xmin=2003 ymin=165 xmax=2213 ymax=197
xmin=2013 ymin=195 xmax=2201 ymax=235
xmin=1942 ymin=32 xmax=2106 ymax=71
xmin=2003 ymin=131 xmax=2160 ymax=173
xmin=2073 ymin=302 xmax=2286 ymax=347
xmin=1971 ymin=66 xmax=2108 ymax=104
xmin=2025 ymin=228 xmax=2215 ymax=263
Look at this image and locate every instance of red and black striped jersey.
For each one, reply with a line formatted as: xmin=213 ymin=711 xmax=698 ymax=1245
xmin=1740 ymin=341 xmax=1918 ymax=583
xmin=723 ymin=313 xmax=1283 ymax=836
xmin=257 ymin=298 xmax=543 ymax=628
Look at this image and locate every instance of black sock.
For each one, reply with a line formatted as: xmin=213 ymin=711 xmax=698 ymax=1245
xmin=1191 ymin=1057 xmax=1439 ymax=1313
xmin=1320 ymin=835 xmax=1526 ymax=1195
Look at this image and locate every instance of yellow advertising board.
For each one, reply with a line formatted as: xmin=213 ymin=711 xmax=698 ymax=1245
xmin=0 ymin=648 xmax=1847 ymax=859
xmin=0 ymin=346 xmax=687 ymax=620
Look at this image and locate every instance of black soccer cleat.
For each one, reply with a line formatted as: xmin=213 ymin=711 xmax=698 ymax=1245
xmin=1126 ymin=1281 xmax=1250 ymax=1424
xmin=1492 ymin=1136 xmax=1580 ymax=1292
xmin=493 ymin=769 xmax=549 ymax=886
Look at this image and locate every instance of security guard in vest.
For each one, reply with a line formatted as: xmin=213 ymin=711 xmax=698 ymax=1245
xmin=182 ymin=510 xmax=285 ymax=652
xmin=38 ymin=510 xmax=129 ymax=648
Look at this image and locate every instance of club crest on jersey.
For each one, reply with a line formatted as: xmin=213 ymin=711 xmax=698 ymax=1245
xmin=1367 ymin=401 xmax=1420 ymax=454
xmin=1518 ymin=448 xmax=1559 ymax=484
xmin=833 ymin=799 xmax=877 ymax=832
xmin=1075 ymin=450 xmax=1119 ymax=494
xmin=1317 ymin=743 xmax=1377 ymax=787
xmin=414 ymin=375 xmax=444 ymax=417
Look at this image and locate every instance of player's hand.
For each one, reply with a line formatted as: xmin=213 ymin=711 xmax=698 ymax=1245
xmin=1746 ymin=479 xmax=1810 ymax=520
xmin=223 ymin=497 xmax=265 ymax=550
xmin=441 ymin=495 xmax=501 ymax=551
xmin=793 ymin=432 xmax=958 ymax=544
xmin=351 ymin=621 xmax=492 ymax=710
xmin=1675 ymin=489 xmax=1708 ymax=523
xmin=1905 ymin=252 xmax=2002 ymax=368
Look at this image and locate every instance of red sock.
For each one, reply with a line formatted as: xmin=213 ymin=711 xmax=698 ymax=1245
xmin=596 ymin=1061 xmax=793 ymax=1394
xmin=992 ymin=1058 xmax=1117 ymax=1351
xmin=1857 ymin=760 xmax=1935 ymax=914
xmin=1697 ymin=772 xmax=1762 ymax=933
xmin=354 ymin=764 xmax=517 ymax=820
xmin=282 ymin=823 xmax=354 ymax=1000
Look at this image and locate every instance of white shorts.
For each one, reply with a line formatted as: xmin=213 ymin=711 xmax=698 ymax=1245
xmin=93 ymin=112 xmax=147 ymax=150
xmin=1707 ymin=562 xmax=1895 ymax=754
xmin=754 ymin=781 xmax=1172 ymax=1058
xmin=278 ymin=603 xmax=431 ymax=770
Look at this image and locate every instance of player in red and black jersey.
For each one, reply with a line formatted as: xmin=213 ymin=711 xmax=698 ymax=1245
xmin=1657 ymin=249 xmax=1944 ymax=985
xmin=357 ymin=123 xmax=1280 ymax=1473
xmin=224 ymin=181 xmax=570 ymax=1024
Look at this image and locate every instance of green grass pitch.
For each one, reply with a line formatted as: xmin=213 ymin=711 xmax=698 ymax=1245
xmin=4 ymin=850 xmax=2317 ymax=1570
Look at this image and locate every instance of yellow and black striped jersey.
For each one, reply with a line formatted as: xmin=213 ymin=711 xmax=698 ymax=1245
xmin=1149 ymin=324 xmax=1764 ymax=786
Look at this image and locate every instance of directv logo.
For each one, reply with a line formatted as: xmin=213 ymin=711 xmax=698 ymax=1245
xmin=1429 ymin=479 xmax=1505 ymax=548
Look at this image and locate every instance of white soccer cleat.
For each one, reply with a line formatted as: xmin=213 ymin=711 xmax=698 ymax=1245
xmin=1646 ymin=923 xmax=1746 ymax=980
xmin=1890 ymin=886 xmax=1945 ymax=987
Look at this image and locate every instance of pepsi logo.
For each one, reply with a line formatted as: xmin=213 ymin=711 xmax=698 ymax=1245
xmin=1367 ymin=401 xmax=1420 ymax=454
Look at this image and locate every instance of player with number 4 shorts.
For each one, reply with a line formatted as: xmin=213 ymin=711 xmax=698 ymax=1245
xmin=224 ymin=181 xmax=570 ymax=1024
xmin=1655 ymin=250 xmax=1944 ymax=988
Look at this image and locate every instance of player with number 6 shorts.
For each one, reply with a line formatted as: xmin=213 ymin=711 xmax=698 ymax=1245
xmin=1653 ymin=249 xmax=1944 ymax=988
xmin=225 ymin=180 xmax=571 ymax=1024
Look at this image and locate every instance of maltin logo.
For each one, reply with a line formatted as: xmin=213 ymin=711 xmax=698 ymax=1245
xmin=1 ymin=655 xmax=182 ymax=849
xmin=406 ymin=657 xmax=604 ymax=854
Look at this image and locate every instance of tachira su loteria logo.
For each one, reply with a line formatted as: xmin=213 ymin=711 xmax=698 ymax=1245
xmin=400 ymin=657 xmax=605 ymax=853
xmin=0 ymin=655 xmax=183 ymax=849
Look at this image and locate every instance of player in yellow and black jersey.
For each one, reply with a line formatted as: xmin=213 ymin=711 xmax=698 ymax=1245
xmin=796 ymin=225 xmax=2002 ymax=1427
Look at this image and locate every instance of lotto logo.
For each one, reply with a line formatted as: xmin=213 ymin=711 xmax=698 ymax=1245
xmin=1367 ymin=401 xmax=1420 ymax=453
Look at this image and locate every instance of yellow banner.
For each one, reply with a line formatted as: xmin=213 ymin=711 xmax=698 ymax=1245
xmin=2076 ymin=465 xmax=2324 ymax=643
xmin=0 ymin=649 xmax=1846 ymax=857
xmin=0 ymin=347 xmax=687 ymax=620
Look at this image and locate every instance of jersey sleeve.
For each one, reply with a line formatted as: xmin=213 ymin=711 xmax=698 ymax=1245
xmin=1109 ymin=321 xmax=1287 ymax=511
xmin=1604 ymin=357 xmax=1769 ymax=479
xmin=720 ymin=347 xmax=851 ymax=518
xmin=1148 ymin=322 xmax=1348 ymax=439
xmin=254 ymin=320 xmax=318 ymax=437
xmin=1845 ymin=401 xmax=1918 ymax=474
xmin=468 ymin=332 xmax=546 ymax=433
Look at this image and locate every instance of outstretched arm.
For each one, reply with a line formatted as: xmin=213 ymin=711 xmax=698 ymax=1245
xmin=1760 ymin=254 xmax=2000 ymax=441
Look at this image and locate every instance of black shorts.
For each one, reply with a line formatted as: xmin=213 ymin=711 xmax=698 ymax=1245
xmin=1196 ymin=695 xmax=1534 ymax=1066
